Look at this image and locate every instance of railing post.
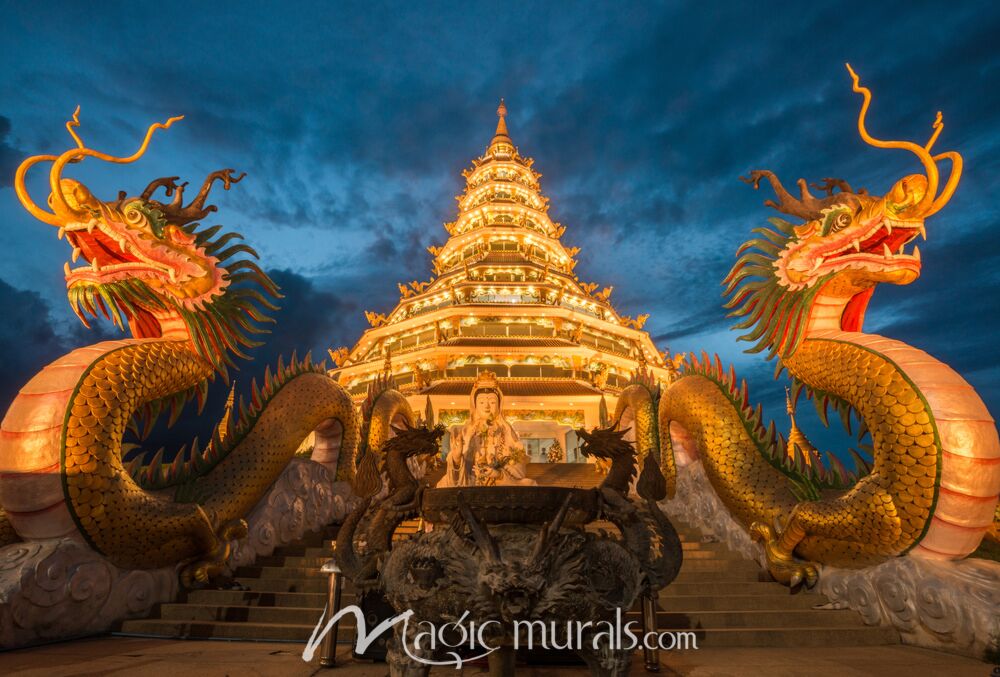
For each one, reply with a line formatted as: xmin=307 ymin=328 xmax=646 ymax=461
xmin=320 ymin=555 xmax=344 ymax=668
xmin=641 ymin=592 xmax=659 ymax=672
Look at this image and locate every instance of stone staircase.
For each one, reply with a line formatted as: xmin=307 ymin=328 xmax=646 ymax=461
xmin=117 ymin=463 xmax=899 ymax=650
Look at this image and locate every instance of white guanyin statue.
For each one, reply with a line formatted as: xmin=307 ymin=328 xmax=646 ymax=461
xmin=437 ymin=370 xmax=536 ymax=487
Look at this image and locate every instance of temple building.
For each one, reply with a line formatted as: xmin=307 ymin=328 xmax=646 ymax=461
xmin=329 ymin=101 xmax=671 ymax=461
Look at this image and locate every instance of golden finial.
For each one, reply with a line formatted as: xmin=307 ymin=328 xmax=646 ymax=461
xmin=492 ymin=98 xmax=510 ymax=142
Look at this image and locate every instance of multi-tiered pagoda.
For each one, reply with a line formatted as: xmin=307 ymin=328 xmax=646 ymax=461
xmin=331 ymin=102 xmax=670 ymax=461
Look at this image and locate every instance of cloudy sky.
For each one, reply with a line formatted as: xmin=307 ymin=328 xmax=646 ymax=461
xmin=1 ymin=1 xmax=997 ymax=455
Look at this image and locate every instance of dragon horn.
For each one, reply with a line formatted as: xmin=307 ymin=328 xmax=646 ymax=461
xmin=846 ymin=63 xmax=961 ymax=217
xmin=530 ymin=494 xmax=573 ymax=565
xmin=456 ymin=492 xmax=501 ymax=562
xmin=41 ymin=107 xmax=183 ymax=223
xmin=14 ymin=153 xmax=62 ymax=226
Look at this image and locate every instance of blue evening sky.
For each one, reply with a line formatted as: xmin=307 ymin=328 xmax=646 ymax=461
xmin=1 ymin=1 xmax=997 ymax=456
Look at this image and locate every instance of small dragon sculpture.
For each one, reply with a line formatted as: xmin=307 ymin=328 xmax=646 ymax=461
xmin=336 ymin=421 xmax=444 ymax=586
xmin=578 ymin=425 xmax=683 ymax=593
xmin=0 ymin=110 xmax=361 ymax=582
xmin=618 ymin=66 xmax=999 ymax=587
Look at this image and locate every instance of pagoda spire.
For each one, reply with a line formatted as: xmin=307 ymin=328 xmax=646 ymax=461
xmin=488 ymin=99 xmax=514 ymax=156
xmin=493 ymin=99 xmax=510 ymax=141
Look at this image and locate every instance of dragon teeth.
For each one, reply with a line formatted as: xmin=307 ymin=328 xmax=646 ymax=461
xmin=913 ymin=245 xmax=921 ymax=261
xmin=72 ymin=247 xmax=82 ymax=263
xmin=58 ymin=227 xmax=66 ymax=240
xmin=64 ymin=261 xmax=71 ymax=276
xmin=852 ymin=239 xmax=861 ymax=252
xmin=882 ymin=243 xmax=892 ymax=259
xmin=811 ymin=257 xmax=824 ymax=272
xmin=91 ymin=259 xmax=100 ymax=272
xmin=919 ymin=223 xmax=927 ymax=240
xmin=885 ymin=221 xmax=892 ymax=235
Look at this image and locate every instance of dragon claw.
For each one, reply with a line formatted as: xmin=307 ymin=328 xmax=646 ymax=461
xmin=180 ymin=518 xmax=248 ymax=589
xmin=750 ymin=521 xmax=819 ymax=590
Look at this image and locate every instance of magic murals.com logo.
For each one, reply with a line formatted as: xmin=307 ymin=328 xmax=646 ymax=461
xmin=302 ymin=606 xmax=698 ymax=668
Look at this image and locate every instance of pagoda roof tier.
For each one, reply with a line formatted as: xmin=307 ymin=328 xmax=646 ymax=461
xmin=438 ymin=337 xmax=576 ymax=349
xmin=422 ymin=379 xmax=604 ymax=398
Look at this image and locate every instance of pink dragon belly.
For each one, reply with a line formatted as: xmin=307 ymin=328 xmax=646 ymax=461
xmin=0 ymin=340 xmax=133 ymax=541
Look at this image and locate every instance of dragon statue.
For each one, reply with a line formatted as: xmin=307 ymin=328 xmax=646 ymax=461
xmin=0 ymin=110 xmax=363 ymax=584
xmin=616 ymin=66 xmax=1000 ymax=588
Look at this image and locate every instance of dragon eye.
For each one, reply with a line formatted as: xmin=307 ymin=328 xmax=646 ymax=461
xmin=824 ymin=211 xmax=852 ymax=234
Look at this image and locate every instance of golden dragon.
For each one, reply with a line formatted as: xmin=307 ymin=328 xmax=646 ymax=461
xmin=616 ymin=66 xmax=1000 ymax=587
xmin=0 ymin=110 xmax=370 ymax=583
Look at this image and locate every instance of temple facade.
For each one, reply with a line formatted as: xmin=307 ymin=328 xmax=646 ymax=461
xmin=329 ymin=101 xmax=671 ymax=462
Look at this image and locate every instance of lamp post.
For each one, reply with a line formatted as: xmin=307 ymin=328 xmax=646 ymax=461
xmin=320 ymin=553 xmax=344 ymax=668
xmin=641 ymin=592 xmax=659 ymax=672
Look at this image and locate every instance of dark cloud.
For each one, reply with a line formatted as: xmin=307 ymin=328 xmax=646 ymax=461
xmin=0 ymin=278 xmax=68 ymax=410
xmin=0 ymin=116 xmax=24 ymax=188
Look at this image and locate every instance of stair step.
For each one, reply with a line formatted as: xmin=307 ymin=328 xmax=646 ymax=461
xmin=276 ymin=537 xmax=723 ymax=561
xmin=232 ymin=569 xmax=762 ymax=594
xmin=659 ymin=581 xmax=788 ymax=596
xmin=159 ymin=604 xmax=331 ymax=625
xmin=667 ymin=626 xmax=899 ymax=648
xmin=655 ymin=609 xmax=865 ymax=630
xmin=180 ymin=589 xmax=826 ymax=615
xmin=157 ymin=603 xmax=859 ymax=632
xmin=237 ymin=559 xmax=761 ymax=579
xmin=117 ymin=619 xmax=317 ymax=642
xmin=655 ymin=593 xmax=829 ymax=611
xmin=183 ymin=590 xmax=333 ymax=607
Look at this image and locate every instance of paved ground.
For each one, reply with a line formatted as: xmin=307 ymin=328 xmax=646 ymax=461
xmin=0 ymin=636 xmax=994 ymax=676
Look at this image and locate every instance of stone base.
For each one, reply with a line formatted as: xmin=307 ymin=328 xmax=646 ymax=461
xmin=0 ymin=538 xmax=177 ymax=649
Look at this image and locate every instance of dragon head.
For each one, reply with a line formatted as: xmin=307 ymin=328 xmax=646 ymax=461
xmin=454 ymin=492 xmax=572 ymax=623
xmin=577 ymin=424 xmax=634 ymax=461
xmin=381 ymin=421 xmax=446 ymax=461
xmin=725 ymin=65 xmax=962 ymax=360
xmin=14 ymin=108 xmax=279 ymax=372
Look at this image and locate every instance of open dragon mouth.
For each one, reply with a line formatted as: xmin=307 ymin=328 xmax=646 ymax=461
xmin=784 ymin=216 xmax=926 ymax=287
xmin=64 ymin=221 xmax=202 ymax=285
